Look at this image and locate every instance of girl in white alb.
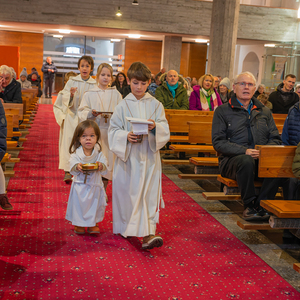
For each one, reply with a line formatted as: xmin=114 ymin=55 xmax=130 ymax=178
xmin=65 ymin=120 xmax=108 ymax=235
xmin=78 ymin=63 xmax=122 ymax=192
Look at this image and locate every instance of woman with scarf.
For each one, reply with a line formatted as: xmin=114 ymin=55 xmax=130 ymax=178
xmin=189 ymin=74 xmax=222 ymax=111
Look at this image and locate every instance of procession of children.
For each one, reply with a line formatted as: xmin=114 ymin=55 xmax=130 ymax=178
xmin=53 ymin=56 xmax=170 ymax=250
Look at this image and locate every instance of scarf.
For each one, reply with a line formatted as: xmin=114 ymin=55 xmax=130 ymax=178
xmin=200 ymin=87 xmax=217 ymax=111
xmin=167 ymin=82 xmax=178 ymax=98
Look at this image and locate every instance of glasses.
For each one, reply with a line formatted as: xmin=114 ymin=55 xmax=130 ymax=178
xmin=235 ymin=82 xmax=255 ymax=87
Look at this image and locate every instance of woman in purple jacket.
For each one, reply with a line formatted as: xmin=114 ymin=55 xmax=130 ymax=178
xmin=189 ymin=74 xmax=222 ymax=111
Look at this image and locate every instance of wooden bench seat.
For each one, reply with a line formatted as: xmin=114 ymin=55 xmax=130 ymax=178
xmin=161 ymin=159 xmax=190 ymax=165
xmin=237 ymin=220 xmax=271 ymax=230
xmin=169 ymin=144 xmax=215 ymax=154
xmin=1 ymin=153 xmax=20 ymax=163
xmin=217 ymin=175 xmax=262 ymax=188
xmin=189 ymin=157 xmax=218 ymax=166
xmin=294 ymin=263 xmax=300 ymax=273
xmin=260 ymin=200 xmax=300 ymax=218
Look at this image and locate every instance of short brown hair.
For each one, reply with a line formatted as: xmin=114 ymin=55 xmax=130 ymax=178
xmin=257 ymin=93 xmax=268 ymax=104
xmin=77 ymin=55 xmax=94 ymax=71
xmin=69 ymin=120 xmax=101 ymax=154
xmin=127 ymin=62 xmax=151 ymax=81
xmin=285 ymin=74 xmax=296 ymax=80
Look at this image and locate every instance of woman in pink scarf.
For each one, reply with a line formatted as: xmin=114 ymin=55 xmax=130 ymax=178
xmin=189 ymin=74 xmax=222 ymax=111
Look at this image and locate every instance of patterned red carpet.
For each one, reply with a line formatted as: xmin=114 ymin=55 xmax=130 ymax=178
xmin=0 ymin=104 xmax=299 ymax=299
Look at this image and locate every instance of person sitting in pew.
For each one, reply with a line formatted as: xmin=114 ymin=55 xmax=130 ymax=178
xmin=28 ymin=71 xmax=42 ymax=97
xmin=212 ymin=71 xmax=282 ymax=221
xmin=17 ymin=68 xmax=31 ymax=89
xmin=0 ymin=65 xmax=22 ymax=104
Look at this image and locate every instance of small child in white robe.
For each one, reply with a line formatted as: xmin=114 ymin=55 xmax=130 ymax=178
xmin=53 ymin=56 xmax=96 ymax=183
xmin=66 ymin=120 xmax=108 ymax=235
xmin=108 ymin=62 xmax=170 ymax=250
xmin=78 ymin=63 xmax=122 ymax=193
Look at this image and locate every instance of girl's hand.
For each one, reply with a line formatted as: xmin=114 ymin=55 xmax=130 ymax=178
xmin=148 ymin=119 xmax=156 ymax=131
xmin=76 ymin=163 xmax=83 ymax=173
xmin=70 ymin=87 xmax=77 ymax=97
xmin=92 ymin=109 xmax=101 ymax=117
xmin=127 ymin=132 xmax=138 ymax=143
xmin=97 ymin=162 xmax=103 ymax=171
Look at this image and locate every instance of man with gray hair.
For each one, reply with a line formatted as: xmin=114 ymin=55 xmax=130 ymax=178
xmin=155 ymin=70 xmax=189 ymax=110
xmin=212 ymin=72 xmax=281 ymax=221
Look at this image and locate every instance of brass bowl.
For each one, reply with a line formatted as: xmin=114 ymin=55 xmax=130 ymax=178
xmin=82 ymin=163 xmax=98 ymax=170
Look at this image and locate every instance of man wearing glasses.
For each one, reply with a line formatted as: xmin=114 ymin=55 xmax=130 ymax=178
xmin=212 ymin=72 xmax=281 ymax=221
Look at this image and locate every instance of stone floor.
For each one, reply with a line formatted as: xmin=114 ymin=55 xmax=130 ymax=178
xmin=162 ymin=162 xmax=300 ymax=292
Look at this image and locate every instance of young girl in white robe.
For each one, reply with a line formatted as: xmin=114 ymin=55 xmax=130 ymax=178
xmin=108 ymin=62 xmax=170 ymax=250
xmin=65 ymin=120 xmax=108 ymax=235
xmin=53 ymin=56 xmax=96 ymax=183
xmin=78 ymin=63 xmax=122 ymax=192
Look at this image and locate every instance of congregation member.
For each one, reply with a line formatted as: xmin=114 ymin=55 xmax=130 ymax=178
xmin=41 ymin=56 xmax=57 ymax=98
xmin=191 ymin=77 xmax=198 ymax=87
xmin=268 ymin=74 xmax=298 ymax=113
xmin=155 ymin=70 xmax=189 ymax=110
xmin=214 ymin=76 xmax=220 ymax=90
xmin=189 ymin=73 xmax=222 ymax=111
xmin=295 ymin=84 xmax=300 ymax=99
xmin=148 ymin=72 xmax=162 ymax=96
xmin=218 ymin=77 xmax=231 ymax=104
xmin=0 ymin=65 xmax=22 ymax=103
xmin=257 ymin=94 xmax=272 ymax=110
xmin=53 ymin=55 xmax=96 ymax=183
xmin=254 ymin=84 xmax=266 ymax=98
xmin=27 ymin=67 xmax=41 ymax=84
xmin=17 ymin=67 xmax=31 ymax=89
xmin=111 ymin=72 xmax=128 ymax=97
xmin=28 ymin=71 xmax=42 ymax=97
xmin=212 ymin=71 xmax=281 ymax=221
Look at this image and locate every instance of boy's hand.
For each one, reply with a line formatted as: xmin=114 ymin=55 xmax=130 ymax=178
xmin=70 ymin=87 xmax=77 ymax=97
xmin=76 ymin=163 xmax=83 ymax=173
xmin=127 ymin=132 xmax=138 ymax=143
xmin=92 ymin=109 xmax=101 ymax=117
xmin=148 ymin=119 xmax=156 ymax=131
xmin=97 ymin=162 xmax=103 ymax=171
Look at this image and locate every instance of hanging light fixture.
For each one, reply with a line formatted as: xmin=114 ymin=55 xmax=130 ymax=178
xmin=132 ymin=0 xmax=139 ymax=5
xmin=116 ymin=7 xmax=122 ymax=17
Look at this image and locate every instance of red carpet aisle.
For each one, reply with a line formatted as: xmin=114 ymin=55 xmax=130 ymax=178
xmin=0 ymin=104 xmax=299 ymax=300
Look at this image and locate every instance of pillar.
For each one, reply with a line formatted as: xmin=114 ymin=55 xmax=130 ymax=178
xmin=207 ymin=0 xmax=240 ymax=79
xmin=161 ymin=36 xmax=182 ymax=72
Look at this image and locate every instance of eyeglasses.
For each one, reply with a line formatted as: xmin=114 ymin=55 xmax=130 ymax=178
xmin=235 ymin=82 xmax=255 ymax=87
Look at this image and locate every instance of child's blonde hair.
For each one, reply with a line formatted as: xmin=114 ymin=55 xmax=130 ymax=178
xmin=64 ymin=71 xmax=77 ymax=84
xmin=96 ymin=63 xmax=113 ymax=85
xmin=69 ymin=120 xmax=101 ymax=154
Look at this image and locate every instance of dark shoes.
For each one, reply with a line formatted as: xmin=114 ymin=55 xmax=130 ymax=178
xmin=243 ymin=207 xmax=270 ymax=221
xmin=142 ymin=235 xmax=163 ymax=250
xmin=0 ymin=194 xmax=13 ymax=210
xmin=64 ymin=172 xmax=72 ymax=184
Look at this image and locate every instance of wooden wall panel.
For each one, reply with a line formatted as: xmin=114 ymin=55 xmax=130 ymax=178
xmin=124 ymin=40 xmax=162 ymax=76
xmin=180 ymin=43 xmax=190 ymax=78
xmin=0 ymin=46 xmax=19 ymax=75
xmin=0 ymin=31 xmax=44 ymax=78
xmin=188 ymin=43 xmax=207 ymax=80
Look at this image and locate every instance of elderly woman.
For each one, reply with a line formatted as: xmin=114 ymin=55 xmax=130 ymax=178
xmin=254 ymin=84 xmax=265 ymax=98
xmin=189 ymin=74 xmax=222 ymax=111
xmin=0 ymin=65 xmax=22 ymax=103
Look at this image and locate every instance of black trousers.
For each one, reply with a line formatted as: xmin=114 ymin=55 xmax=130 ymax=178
xmin=44 ymin=78 xmax=53 ymax=96
xmin=221 ymin=154 xmax=293 ymax=208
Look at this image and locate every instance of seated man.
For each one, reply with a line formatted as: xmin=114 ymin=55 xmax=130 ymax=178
xmin=268 ymin=74 xmax=298 ymax=114
xmin=155 ymin=70 xmax=189 ymax=110
xmin=212 ymin=71 xmax=281 ymax=221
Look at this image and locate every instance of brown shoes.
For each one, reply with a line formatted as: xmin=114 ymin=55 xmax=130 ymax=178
xmin=87 ymin=225 xmax=100 ymax=234
xmin=0 ymin=193 xmax=13 ymax=210
xmin=74 ymin=226 xmax=85 ymax=234
xmin=63 ymin=172 xmax=72 ymax=183
xmin=142 ymin=235 xmax=163 ymax=250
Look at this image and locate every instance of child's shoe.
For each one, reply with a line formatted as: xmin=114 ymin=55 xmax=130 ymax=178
xmin=87 ymin=225 xmax=100 ymax=234
xmin=0 ymin=194 xmax=13 ymax=210
xmin=64 ymin=172 xmax=72 ymax=183
xmin=142 ymin=235 xmax=163 ymax=249
xmin=74 ymin=226 xmax=85 ymax=234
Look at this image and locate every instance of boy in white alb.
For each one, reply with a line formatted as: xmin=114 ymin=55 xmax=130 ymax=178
xmin=53 ymin=56 xmax=96 ymax=182
xmin=108 ymin=62 xmax=170 ymax=250
xmin=78 ymin=63 xmax=122 ymax=189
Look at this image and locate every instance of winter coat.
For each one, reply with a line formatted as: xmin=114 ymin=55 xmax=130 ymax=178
xmin=0 ymin=79 xmax=22 ymax=103
xmin=281 ymin=102 xmax=300 ymax=146
xmin=41 ymin=62 xmax=57 ymax=80
xmin=0 ymin=101 xmax=7 ymax=161
xmin=212 ymin=94 xmax=281 ymax=173
xmin=268 ymin=83 xmax=299 ymax=114
xmin=189 ymin=85 xmax=222 ymax=110
xmin=292 ymin=142 xmax=300 ymax=178
xmin=155 ymin=76 xmax=189 ymax=110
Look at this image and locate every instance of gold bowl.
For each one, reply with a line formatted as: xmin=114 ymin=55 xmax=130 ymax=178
xmin=82 ymin=163 xmax=98 ymax=170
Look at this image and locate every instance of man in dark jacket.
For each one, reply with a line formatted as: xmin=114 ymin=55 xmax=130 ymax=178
xmin=269 ymin=74 xmax=299 ymax=114
xmin=41 ymin=57 xmax=57 ymax=98
xmin=0 ymin=65 xmax=22 ymax=104
xmin=212 ymin=72 xmax=281 ymax=221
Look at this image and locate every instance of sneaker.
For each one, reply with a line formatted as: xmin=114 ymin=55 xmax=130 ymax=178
xmin=87 ymin=225 xmax=100 ymax=234
xmin=242 ymin=207 xmax=265 ymax=221
xmin=63 ymin=172 xmax=72 ymax=183
xmin=74 ymin=226 xmax=85 ymax=234
xmin=0 ymin=194 xmax=13 ymax=210
xmin=142 ymin=235 xmax=163 ymax=250
xmin=257 ymin=206 xmax=271 ymax=220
